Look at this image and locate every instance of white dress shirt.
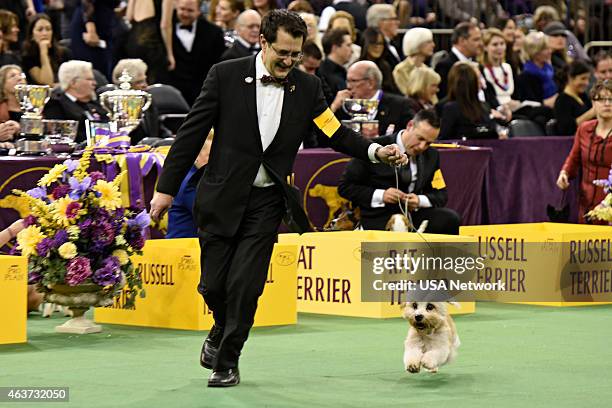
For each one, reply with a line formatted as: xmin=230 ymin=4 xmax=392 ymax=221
xmin=371 ymin=131 xmax=432 ymax=209
xmin=176 ymin=20 xmax=197 ymax=52
xmin=452 ymin=46 xmax=487 ymax=102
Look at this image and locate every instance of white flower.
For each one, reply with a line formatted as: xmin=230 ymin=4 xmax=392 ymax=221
xmin=115 ymin=235 xmax=127 ymax=246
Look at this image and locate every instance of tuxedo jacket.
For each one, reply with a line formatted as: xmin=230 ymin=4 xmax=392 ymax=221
xmin=43 ymin=92 xmax=109 ymax=143
xmin=434 ymin=52 xmax=460 ymax=99
xmin=336 ymin=92 xmax=414 ymax=136
xmin=157 ymin=55 xmax=373 ymax=237
xmin=338 ymin=133 xmax=447 ymax=228
xmin=220 ymin=40 xmax=255 ymax=62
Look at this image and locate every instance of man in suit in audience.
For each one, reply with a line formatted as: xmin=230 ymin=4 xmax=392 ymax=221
xmin=366 ymin=4 xmax=403 ymax=69
xmin=150 ymin=10 xmax=407 ymax=387
xmin=319 ymin=28 xmax=352 ymax=97
xmin=339 ymin=109 xmax=461 ymax=234
xmin=435 ymin=22 xmax=483 ymax=99
xmin=333 ymin=61 xmax=414 ymax=136
xmin=221 ymin=10 xmax=261 ymax=62
xmin=167 ymin=0 xmax=226 ymax=106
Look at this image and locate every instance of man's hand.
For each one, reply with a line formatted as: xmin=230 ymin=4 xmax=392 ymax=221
xmin=556 ymin=171 xmax=570 ymax=190
xmin=150 ymin=192 xmax=174 ymax=222
xmin=330 ymin=89 xmax=352 ymax=112
xmin=376 ymin=144 xmax=408 ymax=166
xmin=383 ymin=188 xmax=408 ymax=204
xmin=405 ymin=193 xmax=420 ymax=211
xmin=0 ymin=121 xmax=19 ymax=141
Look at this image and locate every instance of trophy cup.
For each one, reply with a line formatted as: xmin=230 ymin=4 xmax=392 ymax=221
xmin=14 ymin=84 xmax=51 ymax=153
xmin=341 ymin=98 xmax=379 ymax=138
xmin=100 ymin=70 xmax=152 ymax=136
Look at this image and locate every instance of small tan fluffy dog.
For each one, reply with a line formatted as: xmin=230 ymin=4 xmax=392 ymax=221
xmin=385 ymin=214 xmax=428 ymax=233
xmin=402 ymin=302 xmax=460 ymax=373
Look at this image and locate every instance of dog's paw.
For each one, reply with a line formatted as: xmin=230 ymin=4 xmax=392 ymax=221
xmin=426 ymin=367 xmax=438 ymax=374
xmin=406 ymin=361 xmax=421 ymax=373
xmin=420 ymin=354 xmax=439 ymax=372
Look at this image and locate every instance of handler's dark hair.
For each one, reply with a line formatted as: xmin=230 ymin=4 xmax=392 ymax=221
xmin=261 ymin=9 xmax=308 ymax=44
xmin=413 ymin=108 xmax=440 ymax=129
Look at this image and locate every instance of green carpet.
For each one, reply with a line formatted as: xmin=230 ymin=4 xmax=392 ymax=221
xmin=2 ymin=303 xmax=611 ymax=408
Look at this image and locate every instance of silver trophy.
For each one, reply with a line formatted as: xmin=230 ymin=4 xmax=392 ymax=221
xmin=341 ymin=98 xmax=380 ymax=138
xmin=15 ymin=84 xmax=51 ymax=137
xmin=100 ymin=70 xmax=152 ymax=134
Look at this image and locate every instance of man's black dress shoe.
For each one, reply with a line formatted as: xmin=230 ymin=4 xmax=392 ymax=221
xmin=200 ymin=324 xmax=223 ymax=369
xmin=208 ymin=368 xmax=240 ymax=387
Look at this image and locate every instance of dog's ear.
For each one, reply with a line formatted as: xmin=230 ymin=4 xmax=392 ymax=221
xmin=447 ymin=301 xmax=460 ymax=308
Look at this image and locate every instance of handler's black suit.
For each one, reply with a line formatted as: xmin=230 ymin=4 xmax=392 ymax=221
xmin=156 ymin=55 xmax=376 ymax=371
xmin=338 ymin=133 xmax=460 ymax=233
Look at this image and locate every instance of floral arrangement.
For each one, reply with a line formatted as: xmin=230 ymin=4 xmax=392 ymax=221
xmin=587 ymin=168 xmax=612 ymax=223
xmin=13 ymin=148 xmax=148 ymax=308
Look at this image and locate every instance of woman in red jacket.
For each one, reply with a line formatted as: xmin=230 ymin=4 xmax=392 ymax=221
xmin=557 ymin=80 xmax=612 ymax=223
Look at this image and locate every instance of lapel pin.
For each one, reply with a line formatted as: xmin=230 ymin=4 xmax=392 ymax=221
xmin=289 ymin=85 xmax=295 ymax=93
xmin=245 ymin=76 xmax=253 ymax=84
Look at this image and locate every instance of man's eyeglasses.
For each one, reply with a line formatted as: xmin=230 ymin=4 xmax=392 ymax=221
xmin=269 ymin=44 xmax=303 ymax=61
xmin=243 ymin=24 xmax=260 ymax=30
xmin=381 ymin=16 xmax=399 ymax=22
xmin=593 ymin=97 xmax=612 ymax=103
xmin=346 ymin=78 xmax=368 ymax=84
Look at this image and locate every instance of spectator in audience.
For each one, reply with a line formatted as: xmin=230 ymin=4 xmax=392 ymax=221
xmin=298 ymin=39 xmax=322 ymax=76
xmin=395 ymin=0 xmax=438 ymax=28
xmin=593 ymin=50 xmax=612 ymax=82
xmin=112 ymin=58 xmax=171 ymax=144
xmin=533 ymin=5 xmax=558 ymax=32
xmin=287 ymin=0 xmax=314 ymax=14
xmin=553 ymin=60 xmax=594 ymax=136
xmin=514 ymin=31 xmax=557 ymax=108
xmin=366 ymin=4 xmax=403 ymax=69
xmin=359 ymin=27 xmax=399 ymax=95
xmin=167 ymin=132 xmax=213 ymax=238
xmin=335 ymin=60 xmax=413 ymax=136
xmin=318 ymin=0 xmax=367 ymax=32
xmin=69 ymin=0 xmax=119 ymax=79
xmin=319 ymin=28 xmax=351 ymax=97
xmin=435 ymin=22 xmax=483 ymax=99
xmin=167 ymin=0 xmax=225 ymax=106
xmin=338 ymin=109 xmax=460 ymax=234
xmin=252 ymin=0 xmax=277 ymax=17
xmin=543 ymin=21 xmax=569 ymax=88
xmin=43 ymin=60 xmax=109 ymax=143
xmin=0 ymin=10 xmax=21 ymax=65
xmin=0 ymin=64 xmax=25 ymax=125
xmin=327 ymin=11 xmax=361 ymax=67
xmin=21 ymin=14 xmax=70 ymax=87
xmin=437 ymin=62 xmax=500 ymax=140
xmin=481 ymin=28 xmax=519 ymax=111
xmin=513 ymin=25 xmax=526 ymax=65
xmin=221 ymin=10 xmax=261 ymax=61
xmin=403 ymin=66 xmax=440 ymax=113
xmin=437 ymin=0 xmax=506 ymax=28
xmin=124 ymin=0 xmax=174 ymax=84
xmin=299 ymin=13 xmax=321 ymax=52
xmin=557 ymin=80 xmax=612 ymax=223
xmin=393 ymin=27 xmax=434 ymax=97
xmin=493 ymin=16 xmax=522 ymax=75
xmin=214 ymin=0 xmax=244 ymax=33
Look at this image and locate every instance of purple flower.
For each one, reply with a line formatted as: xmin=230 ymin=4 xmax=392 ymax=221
xmin=92 ymin=256 xmax=121 ymax=286
xmin=36 ymin=238 xmax=53 ymax=257
xmin=128 ymin=233 xmax=145 ymax=250
xmin=27 ymin=186 xmax=47 ymax=200
xmin=89 ymin=171 xmax=106 ymax=184
xmin=92 ymin=220 xmax=115 ymax=249
xmin=65 ymin=201 xmax=81 ymax=219
xmin=23 ymin=215 xmax=38 ymax=227
xmin=65 ymin=257 xmax=92 ymax=286
xmin=28 ymin=270 xmax=42 ymax=284
xmin=127 ymin=210 xmax=151 ymax=232
xmin=52 ymin=230 xmax=69 ymax=247
xmin=63 ymin=159 xmax=79 ymax=173
xmin=68 ymin=176 xmax=92 ymax=200
xmin=52 ymin=184 xmax=70 ymax=199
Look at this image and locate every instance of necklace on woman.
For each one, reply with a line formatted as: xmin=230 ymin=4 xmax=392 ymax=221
xmin=485 ymin=64 xmax=509 ymax=91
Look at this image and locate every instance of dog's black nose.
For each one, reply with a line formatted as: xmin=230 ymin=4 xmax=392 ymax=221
xmin=415 ymin=314 xmax=423 ymax=322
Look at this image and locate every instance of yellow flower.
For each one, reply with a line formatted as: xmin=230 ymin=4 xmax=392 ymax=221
xmin=115 ymin=235 xmax=127 ymax=246
xmin=16 ymin=226 xmax=45 ymax=258
xmin=58 ymin=242 xmax=78 ymax=259
xmin=38 ymin=164 xmax=67 ymax=187
xmin=52 ymin=197 xmax=78 ymax=227
xmin=94 ymin=180 xmax=123 ymax=211
xmin=112 ymin=249 xmax=129 ymax=266
xmin=67 ymin=225 xmax=80 ymax=240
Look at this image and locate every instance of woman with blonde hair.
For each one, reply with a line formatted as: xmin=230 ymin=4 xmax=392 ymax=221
xmin=404 ymin=66 xmax=440 ymax=113
xmin=514 ymin=31 xmax=558 ymax=108
xmin=392 ymin=27 xmax=434 ymax=96
xmin=481 ymin=28 xmax=520 ymax=111
xmin=327 ymin=11 xmax=361 ymax=66
xmin=0 ymin=64 xmax=25 ymax=123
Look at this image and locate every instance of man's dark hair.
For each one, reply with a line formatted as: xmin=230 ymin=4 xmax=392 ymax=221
xmin=302 ymin=40 xmax=322 ymax=60
xmin=322 ymin=28 xmax=350 ymax=56
xmin=593 ymin=50 xmax=612 ymax=69
xmin=452 ymin=22 xmax=478 ymax=45
xmin=413 ymin=108 xmax=440 ymax=129
xmin=261 ymin=9 xmax=307 ymax=44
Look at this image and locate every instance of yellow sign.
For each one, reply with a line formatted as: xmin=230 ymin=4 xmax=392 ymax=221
xmin=0 ymin=255 xmax=27 ymax=344
xmin=94 ymin=239 xmax=297 ymax=330
xmin=460 ymin=223 xmax=612 ymax=306
xmin=279 ymin=231 xmax=475 ymax=317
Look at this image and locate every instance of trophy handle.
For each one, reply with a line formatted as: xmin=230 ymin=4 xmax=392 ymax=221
xmin=142 ymin=93 xmax=152 ymax=112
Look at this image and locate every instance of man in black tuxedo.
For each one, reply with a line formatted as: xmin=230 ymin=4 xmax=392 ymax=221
xmin=150 ymin=10 xmax=407 ymax=387
xmin=220 ymin=10 xmax=261 ymax=62
xmin=435 ymin=22 xmax=483 ymax=99
xmin=166 ymin=0 xmax=226 ymax=106
xmin=319 ymin=28 xmax=352 ymax=98
xmin=333 ymin=61 xmax=414 ymax=136
xmin=43 ymin=60 xmax=109 ymax=143
xmin=366 ymin=4 xmax=403 ymax=69
xmin=339 ymin=109 xmax=461 ymax=234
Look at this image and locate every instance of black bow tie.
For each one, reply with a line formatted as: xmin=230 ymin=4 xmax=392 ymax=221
xmin=260 ymin=75 xmax=288 ymax=86
xmin=179 ymin=24 xmax=193 ymax=31
xmin=248 ymin=45 xmax=260 ymax=53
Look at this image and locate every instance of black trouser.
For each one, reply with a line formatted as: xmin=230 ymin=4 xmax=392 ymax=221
xmin=362 ymin=207 xmax=461 ymax=234
xmin=198 ymin=186 xmax=285 ymax=370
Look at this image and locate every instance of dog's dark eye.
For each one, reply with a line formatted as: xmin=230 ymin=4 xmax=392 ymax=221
xmin=412 ymin=302 xmax=418 ymax=309
xmin=426 ymin=303 xmax=435 ymax=311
